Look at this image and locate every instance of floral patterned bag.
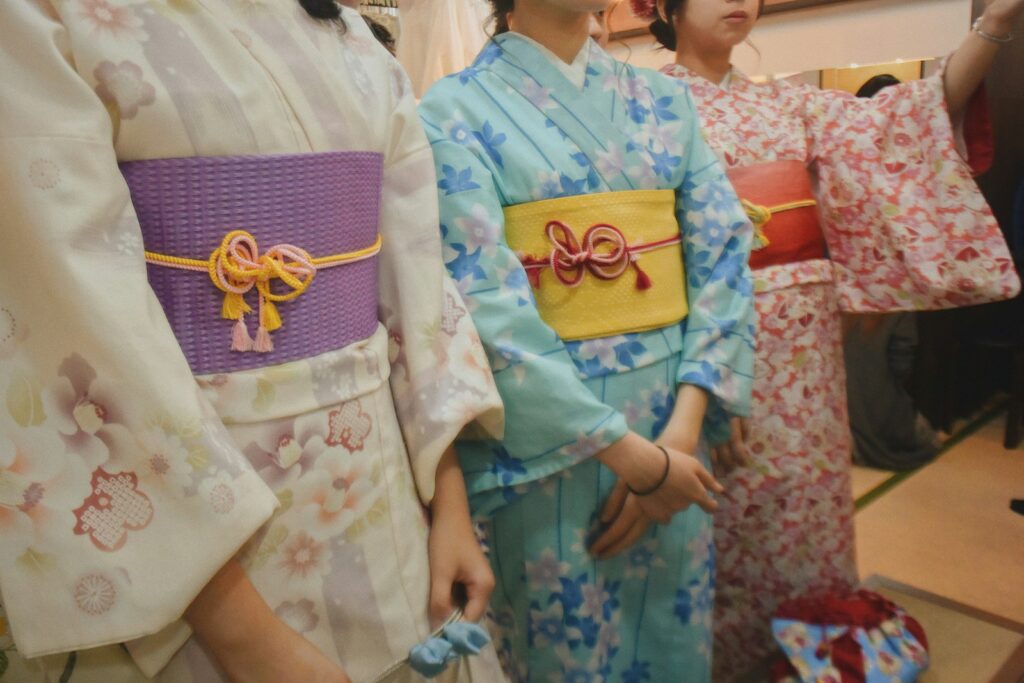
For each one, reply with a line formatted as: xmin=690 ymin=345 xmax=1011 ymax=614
xmin=770 ymin=590 xmax=930 ymax=683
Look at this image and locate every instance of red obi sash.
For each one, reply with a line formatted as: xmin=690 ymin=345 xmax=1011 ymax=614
xmin=727 ymin=160 xmax=826 ymax=271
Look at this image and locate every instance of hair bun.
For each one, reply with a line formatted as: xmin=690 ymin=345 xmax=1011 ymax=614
xmin=297 ymin=0 xmax=341 ymax=20
xmin=649 ymin=17 xmax=676 ymax=50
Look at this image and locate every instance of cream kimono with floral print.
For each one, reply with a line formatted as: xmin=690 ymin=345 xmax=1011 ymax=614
xmin=0 ymin=1 xmax=503 ymax=682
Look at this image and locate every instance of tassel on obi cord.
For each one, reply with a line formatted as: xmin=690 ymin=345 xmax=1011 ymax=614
xmin=145 ymin=229 xmax=383 ymax=353
xmin=740 ymin=198 xmax=817 ymax=251
xmin=519 ymin=220 xmax=681 ymax=291
xmin=504 ymin=189 xmax=689 ymax=341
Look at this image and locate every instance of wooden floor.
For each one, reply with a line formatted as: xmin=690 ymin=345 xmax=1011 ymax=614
xmin=852 ymin=409 xmax=1024 ymax=681
xmin=855 ymin=411 xmax=1024 ymax=624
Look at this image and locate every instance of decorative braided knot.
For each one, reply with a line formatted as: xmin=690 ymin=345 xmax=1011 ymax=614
xmin=209 ymin=229 xmax=316 ymax=340
xmin=741 ymin=198 xmax=817 ymax=250
xmin=146 ymin=228 xmax=382 ymax=354
xmin=741 ymin=199 xmax=773 ymax=230
xmin=522 ymin=220 xmax=681 ymax=291
xmin=547 ymin=221 xmax=635 ymax=286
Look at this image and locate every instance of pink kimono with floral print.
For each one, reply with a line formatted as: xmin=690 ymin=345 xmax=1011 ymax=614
xmin=0 ymin=2 xmax=504 ymax=682
xmin=662 ymin=63 xmax=1019 ymax=679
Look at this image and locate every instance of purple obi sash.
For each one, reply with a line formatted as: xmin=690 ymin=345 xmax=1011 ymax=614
xmin=121 ymin=152 xmax=383 ymax=376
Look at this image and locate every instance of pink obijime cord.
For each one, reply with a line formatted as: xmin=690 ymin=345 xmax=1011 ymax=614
xmin=145 ymin=229 xmax=383 ymax=353
xmin=519 ymin=220 xmax=681 ymax=289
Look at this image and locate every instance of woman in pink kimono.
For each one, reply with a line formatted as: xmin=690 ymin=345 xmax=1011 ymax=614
xmin=630 ymin=0 xmax=1023 ymax=677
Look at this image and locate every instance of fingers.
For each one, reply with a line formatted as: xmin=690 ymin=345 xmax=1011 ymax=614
xmin=682 ymin=464 xmax=718 ymax=514
xmin=710 ymin=445 xmax=723 ymax=473
xmin=428 ymin=575 xmax=455 ymax=628
xmin=596 ymin=516 xmax=651 ymax=560
xmin=691 ymin=485 xmax=719 ymax=514
xmin=711 ymin=443 xmax=735 ymax=476
xmin=716 ymin=442 xmax=741 ymax=475
xmin=711 ymin=418 xmax=751 ymax=475
xmin=461 ymin=567 xmax=496 ymax=622
xmin=600 ymin=479 xmax=630 ymax=524
xmin=728 ymin=421 xmax=752 ymax=468
xmin=695 ymin=461 xmax=724 ymax=495
xmin=590 ymin=497 xmax=642 ymax=557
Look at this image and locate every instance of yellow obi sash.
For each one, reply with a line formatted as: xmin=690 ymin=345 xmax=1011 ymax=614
xmin=505 ymin=189 xmax=687 ymax=341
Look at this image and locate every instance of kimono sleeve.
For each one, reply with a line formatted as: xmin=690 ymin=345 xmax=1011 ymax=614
xmin=0 ymin=0 xmax=277 ymax=669
xmin=797 ymin=72 xmax=1019 ymax=311
xmin=420 ymin=125 xmax=629 ymax=498
xmin=375 ymin=60 xmax=504 ymax=505
xmin=673 ymin=89 xmax=756 ymax=440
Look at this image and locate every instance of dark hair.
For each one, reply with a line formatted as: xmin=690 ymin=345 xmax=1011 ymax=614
xmin=487 ymin=0 xmax=514 ymax=34
xmin=650 ymin=0 xmax=765 ymax=51
xmin=649 ymin=0 xmax=682 ymax=50
xmin=856 ymin=73 xmax=901 ymax=98
xmin=297 ymin=0 xmax=345 ymax=24
xmin=363 ymin=16 xmax=397 ymax=55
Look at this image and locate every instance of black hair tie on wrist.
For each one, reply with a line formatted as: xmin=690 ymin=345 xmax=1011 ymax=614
xmin=628 ymin=446 xmax=671 ymax=496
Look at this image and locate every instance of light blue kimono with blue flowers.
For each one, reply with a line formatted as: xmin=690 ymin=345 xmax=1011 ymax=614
xmin=419 ymin=33 xmax=755 ymax=682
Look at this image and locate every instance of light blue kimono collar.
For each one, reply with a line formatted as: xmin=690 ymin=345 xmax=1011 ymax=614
xmin=482 ymin=32 xmax=642 ymax=192
xmin=511 ymin=32 xmax=590 ymax=90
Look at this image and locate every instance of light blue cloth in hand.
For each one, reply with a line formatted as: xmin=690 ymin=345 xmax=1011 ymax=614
xmin=408 ymin=622 xmax=491 ymax=678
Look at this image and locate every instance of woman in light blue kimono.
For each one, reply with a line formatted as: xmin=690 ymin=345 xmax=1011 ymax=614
xmin=419 ymin=1 xmax=755 ymax=679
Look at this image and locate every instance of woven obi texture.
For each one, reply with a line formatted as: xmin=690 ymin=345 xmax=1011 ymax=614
xmin=728 ymin=160 xmax=826 ymax=271
xmin=121 ymin=152 xmax=383 ymax=376
xmin=504 ymin=189 xmax=688 ymax=341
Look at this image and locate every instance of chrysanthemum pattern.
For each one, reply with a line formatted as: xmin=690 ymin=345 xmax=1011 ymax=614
xmin=73 ymin=574 xmax=116 ymax=616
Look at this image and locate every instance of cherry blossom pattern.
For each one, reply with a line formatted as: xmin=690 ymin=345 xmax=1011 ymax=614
xmin=44 ymin=354 xmax=135 ymax=470
xmin=93 ymin=60 xmax=156 ymax=119
xmin=73 ymin=469 xmax=154 ymax=551
xmin=78 ymin=0 xmax=146 ymax=40
xmin=275 ymin=598 xmax=320 ymax=633
xmin=293 ymin=446 xmax=378 ymax=540
xmin=326 ymin=399 xmax=372 ymax=453
xmin=0 ymin=420 xmax=91 ymax=560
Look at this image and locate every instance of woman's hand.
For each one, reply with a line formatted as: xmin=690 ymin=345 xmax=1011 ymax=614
xmin=710 ymin=417 xmax=751 ymax=475
xmin=632 ymin=444 xmax=722 ymax=523
xmin=428 ymin=446 xmax=496 ymax=626
xmin=186 ymin=560 xmax=351 ymax=683
xmin=945 ymin=0 xmax=1023 ymax=118
xmin=982 ymin=0 xmax=1024 ymax=35
xmin=592 ymin=438 xmax=722 ymax=558
xmin=589 ymin=479 xmax=651 ymax=559
xmin=591 ymin=385 xmax=722 ymax=558
xmin=428 ymin=506 xmax=495 ymax=626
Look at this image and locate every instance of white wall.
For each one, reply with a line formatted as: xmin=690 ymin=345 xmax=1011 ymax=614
xmin=608 ymin=0 xmax=972 ymax=77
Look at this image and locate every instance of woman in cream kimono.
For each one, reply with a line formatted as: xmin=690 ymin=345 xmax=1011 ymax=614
xmin=630 ymin=0 xmax=1024 ymax=677
xmin=0 ymin=1 xmax=505 ymax=682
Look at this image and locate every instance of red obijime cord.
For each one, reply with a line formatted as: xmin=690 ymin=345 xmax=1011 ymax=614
xmin=519 ymin=220 xmax=680 ymax=290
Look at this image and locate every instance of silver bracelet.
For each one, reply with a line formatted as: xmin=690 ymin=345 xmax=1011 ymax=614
xmin=972 ymin=15 xmax=1014 ymax=44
